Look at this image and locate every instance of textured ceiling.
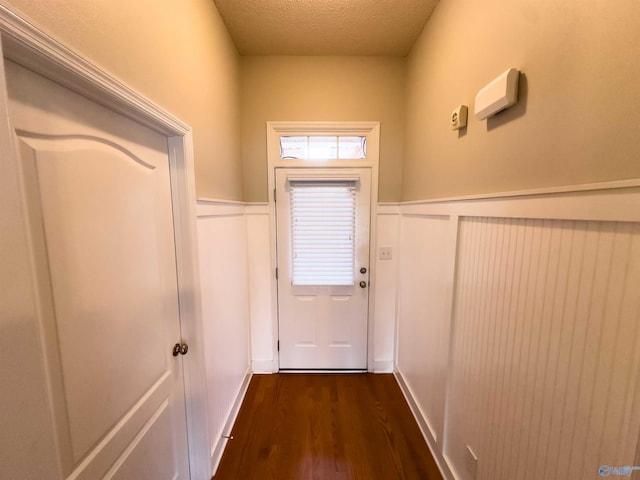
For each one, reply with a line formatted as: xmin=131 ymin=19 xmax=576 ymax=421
xmin=213 ymin=0 xmax=440 ymax=56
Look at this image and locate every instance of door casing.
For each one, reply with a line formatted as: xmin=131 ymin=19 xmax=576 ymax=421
xmin=0 ymin=6 xmax=210 ymax=479
xmin=266 ymin=121 xmax=380 ymax=372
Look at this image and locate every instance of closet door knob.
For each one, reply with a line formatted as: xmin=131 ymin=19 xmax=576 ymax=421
xmin=172 ymin=342 xmax=189 ymax=356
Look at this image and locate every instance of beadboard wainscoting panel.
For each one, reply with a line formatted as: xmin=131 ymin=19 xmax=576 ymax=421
xmin=394 ymin=184 xmax=640 ymax=480
xmin=246 ymin=204 xmax=276 ymax=373
xmin=196 ymin=200 xmax=252 ymax=473
xmin=445 ymin=217 xmax=640 ymax=480
xmin=372 ymin=205 xmax=401 ymax=372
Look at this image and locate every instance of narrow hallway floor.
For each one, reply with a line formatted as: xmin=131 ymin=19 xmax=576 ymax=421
xmin=213 ymin=373 xmax=443 ymax=480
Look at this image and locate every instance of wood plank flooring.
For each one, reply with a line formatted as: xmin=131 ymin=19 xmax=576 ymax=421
xmin=213 ymin=373 xmax=442 ymax=480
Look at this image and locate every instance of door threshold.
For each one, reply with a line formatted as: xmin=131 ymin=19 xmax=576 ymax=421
xmin=278 ymin=369 xmax=367 ymax=374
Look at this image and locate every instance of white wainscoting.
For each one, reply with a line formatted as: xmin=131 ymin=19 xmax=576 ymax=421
xmin=397 ymin=214 xmax=456 ymax=445
xmin=246 ymin=204 xmax=277 ymax=373
xmin=196 ymin=199 xmax=252 ymax=473
xmin=372 ymin=205 xmax=401 ymax=372
xmin=394 ymin=182 xmax=640 ymax=480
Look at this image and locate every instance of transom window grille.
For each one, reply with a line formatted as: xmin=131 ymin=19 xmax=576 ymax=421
xmin=289 ymin=181 xmax=356 ymax=286
xmin=280 ymin=136 xmax=366 ymax=160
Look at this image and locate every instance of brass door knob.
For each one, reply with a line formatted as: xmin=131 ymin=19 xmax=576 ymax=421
xmin=172 ymin=342 xmax=189 ymax=356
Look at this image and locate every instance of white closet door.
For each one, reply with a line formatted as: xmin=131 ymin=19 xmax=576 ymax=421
xmin=2 ymin=60 xmax=190 ymax=479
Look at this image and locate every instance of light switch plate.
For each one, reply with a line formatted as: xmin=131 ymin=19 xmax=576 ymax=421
xmin=379 ymin=247 xmax=392 ymax=260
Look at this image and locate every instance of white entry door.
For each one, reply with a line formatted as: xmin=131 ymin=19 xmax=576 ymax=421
xmin=3 ymin=60 xmax=190 ymax=479
xmin=276 ymin=168 xmax=371 ymax=369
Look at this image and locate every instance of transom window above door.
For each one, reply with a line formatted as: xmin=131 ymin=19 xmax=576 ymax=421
xmin=280 ymin=135 xmax=366 ymax=160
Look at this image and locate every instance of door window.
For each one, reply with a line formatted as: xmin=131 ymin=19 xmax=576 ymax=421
xmin=289 ymin=180 xmax=357 ymax=286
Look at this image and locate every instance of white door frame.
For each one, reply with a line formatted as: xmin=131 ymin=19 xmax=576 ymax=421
xmin=266 ymin=121 xmax=380 ymax=372
xmin=0 ymin=7 xmax=210 ymax=479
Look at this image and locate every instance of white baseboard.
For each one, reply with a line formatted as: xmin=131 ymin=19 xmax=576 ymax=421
xmin=252 ymin=359 xmax=275 ymax=373
xmin=371 ymin=359 xmax=394 ymax=373
xmin=210 ymin=368 xmax=253 ymax=475
xmin=394 ymin=370 xmax=456 ymax=480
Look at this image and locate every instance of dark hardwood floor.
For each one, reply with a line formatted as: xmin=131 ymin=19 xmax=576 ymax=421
xmin=213 ymin=373 xmax=443 ymax=480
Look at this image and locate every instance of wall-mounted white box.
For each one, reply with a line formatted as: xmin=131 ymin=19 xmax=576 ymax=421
xmin=474 ymin=68 xmax=520 ymax=120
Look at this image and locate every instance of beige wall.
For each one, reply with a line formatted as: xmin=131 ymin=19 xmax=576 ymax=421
xmin=403 ymin=0 xmax=640 ymax=201
xmin=240 ymin=56 xmax=405 ymax=202
xmin=8 ymin=1 xmax=635 ymax=203
xmin=4 ymin=0 xmax=243 ymax=200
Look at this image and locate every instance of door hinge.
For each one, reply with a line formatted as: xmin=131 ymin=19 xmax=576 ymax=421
xmin=277 ymin=340 xmax=280 ymax=352
xmin=275 ymin=267 xmax=278 ymax=280
xmin=274 ymin=188 xmax=277 ymax=202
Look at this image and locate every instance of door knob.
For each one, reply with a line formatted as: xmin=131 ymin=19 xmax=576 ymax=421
xmin=359 ymin=281 xmax=367 ymax=288
xmin=172 ymin=342 xmax=189 ymax=356
xmin=360 ymin=267 xmax=367 ymax=274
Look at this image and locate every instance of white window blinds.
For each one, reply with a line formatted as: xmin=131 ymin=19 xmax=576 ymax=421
xmin=289 ymin=181 xmax=357 ymax=286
